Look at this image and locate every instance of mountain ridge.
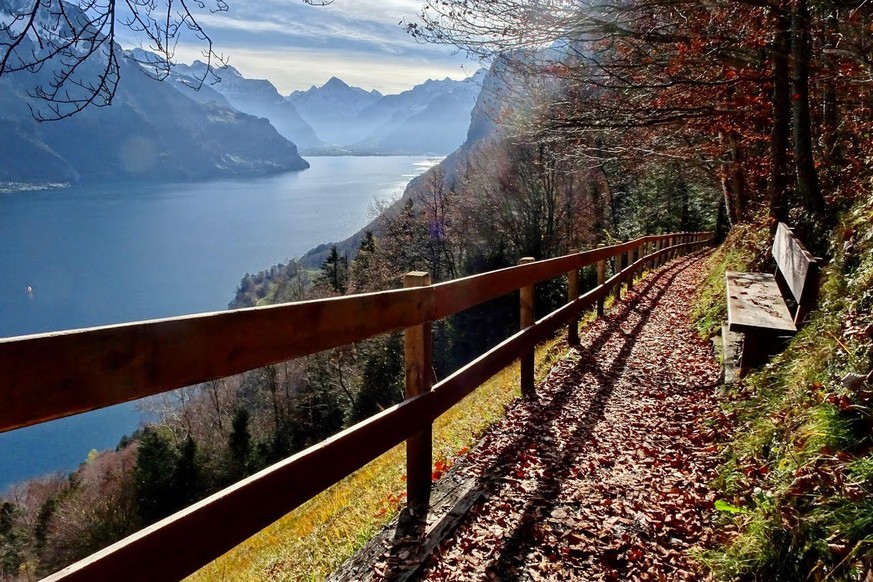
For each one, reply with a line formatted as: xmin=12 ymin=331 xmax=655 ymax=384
xmin=287 ymin=70 xmax=486 ymax=155
xmin=173 ymin=60 xmax=323 ymax=150
xmin=0 ymin=53 xmax=311 ymax=186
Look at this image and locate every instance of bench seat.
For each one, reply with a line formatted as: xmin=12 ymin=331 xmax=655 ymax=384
xmin=725 ymin=271 xmax=796 ymax=335
xmin=722 ymin=224 xmax=819 ymax=375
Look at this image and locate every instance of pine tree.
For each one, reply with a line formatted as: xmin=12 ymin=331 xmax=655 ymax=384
xmin=351 ymin=334 xmax=404 ymax=421
xmin=320 ymin=245 xmax=348 ymax=294
xmin=175 ymin=436 xmax=200 ymax=505
xmin=227 ymin=408 xmax=252 ymax=481
xmin=134 ymin=428 xmax=179 ymax=524
xmin=0 ymin=502 xmax=22 ymax=580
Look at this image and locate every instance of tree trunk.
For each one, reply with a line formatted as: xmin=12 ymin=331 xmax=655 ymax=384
xmin=716 ymin=196 xmax=728 ymax=242
xmin=821 ymin=9 xmax=843 ymax=191
xmin=719 ymin=130 xmax=745 ymax=225
xmin=791 ymin=0 xmax=825 ymax=215
xmin=769 ymin=5 xmax=791 ymax=224
xmin=677 ymin=168 xmax=690 ymax=231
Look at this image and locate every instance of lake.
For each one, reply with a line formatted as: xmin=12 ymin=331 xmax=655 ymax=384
xmin=0 ymin=155 xmax=439 ymax=491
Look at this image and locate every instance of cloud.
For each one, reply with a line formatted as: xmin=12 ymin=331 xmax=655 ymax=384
xmin=192 ymin=13 xmax=319 ymax=39
xmin=120 ymin=0 xmax=481 ymax=93
xmin=231 ymin=0 xmax=425 ymax=29
xmin=196 ymin=1 xmax=429 ymax=54
xmin=172 ymin=44 xmax=477 ymax=94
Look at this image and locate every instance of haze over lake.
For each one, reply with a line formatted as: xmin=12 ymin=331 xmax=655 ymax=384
xmin=0 ymin=155 xmax=439 ymax=491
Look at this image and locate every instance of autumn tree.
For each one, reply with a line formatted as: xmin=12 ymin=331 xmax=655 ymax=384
xmin=409 ymin=0 xmax=873 ymax=240
xmin=377 ymin=168 xmax=462 ymax=283
xmin=44 ymin=447 xmax=139 ymax=570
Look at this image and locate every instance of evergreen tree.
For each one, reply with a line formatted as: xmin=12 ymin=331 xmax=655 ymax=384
xmin=175 ymin=436 xmax=201 ymax=505
xmin=33 ymin=497 xmax=56 ymax=557
xmin=293 ymin=363 xmax=346 ymax=445
xmin=0 ymin=501 xmax=22 ymax=580
xmin=349 ymin=231 xmax=378 ymax=292
xmin=227 ymin=408 xmax=252 ymax=481
xmin=320 ymin=245 xmax=348 ymax=294
xmin=134 ymin=428 xmax=180 ymax=524
xmin=351 ymin=334 xmax=404 ymax=421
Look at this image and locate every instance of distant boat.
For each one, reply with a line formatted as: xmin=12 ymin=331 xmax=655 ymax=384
xmin=25 ymin=285 xmax=32 ymax=294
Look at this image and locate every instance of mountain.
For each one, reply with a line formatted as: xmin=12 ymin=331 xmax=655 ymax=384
xmin=289 ymin=76 xmax=383 ymax=113
xmin=287 ymin=77 xmax=382 ymax=145
xmin=287 ymin=71 xmax=485 ymax=155
xmin=352 ymin=71 xmax=486 ymax=154
xmin=297 ymin=65 xmax=504 ymax=267
xmin=173 ymin=61 xmax=323 ymax=150
xmin=0 ymin=59 xmax=310 ymax=185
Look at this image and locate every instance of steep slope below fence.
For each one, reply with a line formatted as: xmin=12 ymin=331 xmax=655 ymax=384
xmin=188 ymin=329 xmax=576 ymax=580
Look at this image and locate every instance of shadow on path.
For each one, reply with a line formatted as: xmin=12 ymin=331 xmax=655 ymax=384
xmin=368 ymin=256 xmax=701 ymax=581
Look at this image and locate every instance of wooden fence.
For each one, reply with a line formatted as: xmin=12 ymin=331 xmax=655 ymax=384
xmin=0 ymin=232 xmax=712 ymax=581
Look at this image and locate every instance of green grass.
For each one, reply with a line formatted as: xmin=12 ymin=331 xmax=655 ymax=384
xmin=696 ymin=195 xmax=873 ymax=581
xmin=188 ymin=318 xmax=586 ymax=581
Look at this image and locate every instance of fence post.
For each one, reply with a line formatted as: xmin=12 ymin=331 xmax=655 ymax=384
xmin=626 ymin=246 xmax=634 ymax=291
xmin=641 ymin=241 xmax=648 ymax=271
xmin=596 ymin=246 xmax=606 ymax=317
xmin=519 ymin=257 xmax=536 ymax=397
xmin=403 ymin=271 xmax=433 ymax=508
xmin=567 ymin=249 xmax=580 ymax=347
xmin=613 ymin=251 xmax=622 ymax=302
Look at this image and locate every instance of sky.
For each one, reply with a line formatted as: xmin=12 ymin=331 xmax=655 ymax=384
xmin=154 ymin=0 xmax=481 ymax=95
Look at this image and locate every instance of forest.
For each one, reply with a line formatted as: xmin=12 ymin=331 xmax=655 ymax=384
xmin=2 ymin=0 xmax=873 ymax=579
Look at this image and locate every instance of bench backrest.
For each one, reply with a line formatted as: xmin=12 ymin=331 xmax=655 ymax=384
xmin=772 ymin=222 xmax=819 ymax=324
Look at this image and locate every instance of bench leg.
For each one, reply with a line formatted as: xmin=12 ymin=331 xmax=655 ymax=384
xmin=739 ymin=332 xmax=789 ymax=371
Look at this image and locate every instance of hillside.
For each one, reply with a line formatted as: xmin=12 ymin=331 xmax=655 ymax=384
xmin=689 ymin=196 xmax=873 ymax=579
xmin=172 ymin=61 xmax=323 ymax=150
xmin=0 ymin=5 xmax=310 ymax=187
xmin=0 ymin=66 xmax=310 ymax=185
xmin=294 ymin=57 xmax=549 ymax=270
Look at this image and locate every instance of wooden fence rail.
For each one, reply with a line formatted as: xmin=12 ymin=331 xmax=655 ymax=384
xmin=0 ymin=232 xmax=712 ymax=581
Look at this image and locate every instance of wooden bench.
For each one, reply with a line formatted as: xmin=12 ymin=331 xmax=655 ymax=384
xmin=724 ymin=222 xmax=820 ymax=374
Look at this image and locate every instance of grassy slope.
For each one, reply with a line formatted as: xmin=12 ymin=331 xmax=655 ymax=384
xmin=188 ymin=317 xmax=584 ymax=581
xmin=693 ymin=195 xmax=873 ymax=580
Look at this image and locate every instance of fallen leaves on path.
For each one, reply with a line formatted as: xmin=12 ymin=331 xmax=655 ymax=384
xmin=374 ymin=253 xmax=729 ymax=581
